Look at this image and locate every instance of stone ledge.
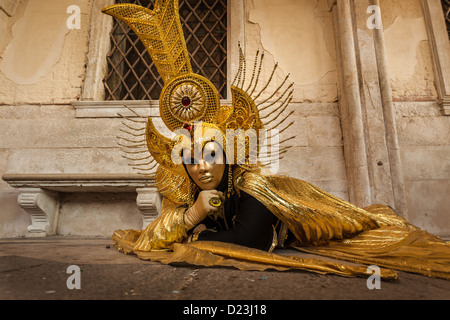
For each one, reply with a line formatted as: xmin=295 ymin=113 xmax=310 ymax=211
xmin=2 ymin=173 xmax=154 ymax=192
xmin=72 ymin=100 xmax=232 ymax=118
xmin=72 ymin=100 xmax=157 ymax=118
xmin=2 ymin=173 xmax=160 ymax=237
xmin=71 ymin=100 xmax=338 ymax=118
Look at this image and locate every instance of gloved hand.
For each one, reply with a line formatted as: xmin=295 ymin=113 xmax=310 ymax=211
xmin=184 ymin=190 xmax=224 ymax=231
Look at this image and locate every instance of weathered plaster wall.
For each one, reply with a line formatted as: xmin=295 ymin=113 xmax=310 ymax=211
xmin=379 ymin=0 xmax=449 ymax=236
xmin=381 ymin=0 xmax=437 ymax=101
xmin=246 ymin=0 xmax=338 ymax=103
xmin=0 ymin=0 xmax=91 ymax=104
xmin=395 ymin=101 xmax=450 ymax=237
xmin=245 ymin=0 xmax=347 ymax=200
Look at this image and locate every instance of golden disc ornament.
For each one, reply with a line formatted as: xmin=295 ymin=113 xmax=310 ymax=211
xmin=159 ymin=73 xmax=221 ymax=131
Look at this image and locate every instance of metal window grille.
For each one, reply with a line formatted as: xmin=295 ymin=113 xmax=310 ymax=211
xmin=104 ymin=0 xmax=227 ymax=101
xmin=442 ymin=0 xmax=450 ymax=40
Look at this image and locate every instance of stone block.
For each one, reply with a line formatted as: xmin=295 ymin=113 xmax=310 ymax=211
xmin=397 ymin=115 xmax=450 ymax=146
xmin=400 ymin=146 xmax=450 ymax=180
xmin=5 ymin=148 xmax=133 ymax=175
xmin=308 ymin=179 xmax=349 ymax=202
xmin=0 ymin=117 xmax=123 ymax=149
xmin=57 ymin=192 xmax=143 ymax=236
xmin=0 ymin=192 xmax=30 ymax=237
xmin=405 ymin=179 xmax=450 ymax=238
xmin=279 ymin=146 xmax=347 ymax=181
xmin=307 ymin=116 xmax=343 ymax=147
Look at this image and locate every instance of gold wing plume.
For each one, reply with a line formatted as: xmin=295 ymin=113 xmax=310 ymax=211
xmin=116 ymin=106 xmax=185 ymax=177
xmin=102 ymin=0 xmax=192 ymax=84
xmin=117 ymin=106 xmax=192 ymax=204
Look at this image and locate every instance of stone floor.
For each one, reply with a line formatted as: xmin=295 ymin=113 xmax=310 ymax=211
xmin=1 ymin=237 xmax=449 ymax=303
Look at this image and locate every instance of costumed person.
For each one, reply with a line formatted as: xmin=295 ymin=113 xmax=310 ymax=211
xmin=102 ymin=1 xmax=450 ymax=280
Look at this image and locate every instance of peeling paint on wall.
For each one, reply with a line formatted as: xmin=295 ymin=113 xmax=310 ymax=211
xmin=246 ymin=0 xmax=338 ymax=103
xmin=0 ymin=0 xmax=91 ymax=104
xmin=381 ymin=0 xmax=437 ymax=101
xmin=0 ymin=0 xmax=71 ymax=85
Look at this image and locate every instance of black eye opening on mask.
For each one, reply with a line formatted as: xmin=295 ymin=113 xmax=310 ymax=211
xmin=180 ymin=140 xmax=225 ymax=165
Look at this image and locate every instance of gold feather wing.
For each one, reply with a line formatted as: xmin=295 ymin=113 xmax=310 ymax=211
xmin=102 ymin=1 xmax=192 ymax=84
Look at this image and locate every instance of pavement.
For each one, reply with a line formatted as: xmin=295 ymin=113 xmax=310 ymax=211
xmin=1 ymin=236 xmax=449 ymax=303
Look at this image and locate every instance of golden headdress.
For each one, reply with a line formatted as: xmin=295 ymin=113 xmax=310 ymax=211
xmin=103 ymin=0 xmax=295 ymax=205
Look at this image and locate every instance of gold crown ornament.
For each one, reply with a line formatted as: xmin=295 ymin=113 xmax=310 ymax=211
xmin=102 ymin=0 xmax=295 ymax=205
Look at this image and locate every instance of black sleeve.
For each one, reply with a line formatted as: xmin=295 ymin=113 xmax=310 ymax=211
xmin=196 ymin=194 xmax=275 ymax=251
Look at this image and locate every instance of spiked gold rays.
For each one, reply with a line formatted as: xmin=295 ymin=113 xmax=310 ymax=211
xmin=117 ymin=44 xmax=296 ymax=178
xmin=230 ymin=44 xmax=296 ymax=170
xmin=117 ymin=106 xmax=194 ymax=204
xmin=117 ymin=105 xmax=186 ymax=177
xmin=117 ymin=106 xmax=157 ymax=176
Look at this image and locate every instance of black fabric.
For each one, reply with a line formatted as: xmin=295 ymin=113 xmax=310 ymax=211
xmin=196 ymin=191 xmax=275 ymax=251
xmin=182 ymin=146 xmax=276 ymax=251
xmin=192 ymin=165 xmax=276 ymax=251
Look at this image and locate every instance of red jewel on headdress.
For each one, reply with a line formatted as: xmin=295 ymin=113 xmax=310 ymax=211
xmin=183 ymin=123 xmax=191 ymax=132
xmin=181 ymin=96 xmax=191 ymax=107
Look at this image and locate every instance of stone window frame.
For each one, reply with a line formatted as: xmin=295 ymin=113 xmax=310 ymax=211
xmin=422 ymin=0 xmax=450 ymax=115
xmin=72 ymin=0 xmax=244 ymax=118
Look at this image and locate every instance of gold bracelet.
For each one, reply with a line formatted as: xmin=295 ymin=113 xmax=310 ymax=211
xmin=191 ymin=231 xmax=201 ymax=242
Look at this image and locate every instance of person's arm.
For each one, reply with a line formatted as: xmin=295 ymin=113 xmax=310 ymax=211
xmin=194 ymin=195 xmax=275 ymax=251
xmin=184 ymin=190 xmax=224 ymax=231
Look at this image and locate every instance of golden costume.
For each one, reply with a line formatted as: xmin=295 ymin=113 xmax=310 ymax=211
xmin=102 ymin=1 xmax=450 ymax=280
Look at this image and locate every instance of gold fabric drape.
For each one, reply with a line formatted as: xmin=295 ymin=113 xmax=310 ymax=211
xmin=112 ymin=172 xmax=450 ymax=280
xmin=114 ymin=197 xmax=187 ymax=253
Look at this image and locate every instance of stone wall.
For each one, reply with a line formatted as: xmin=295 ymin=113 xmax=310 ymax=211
xmin=395 ymin=101 xmax=450 ymax=236
xmin=0 ymin=0 xmax=448 ymax=238
xmin=244 ymin=0 xmax=347 ymax=199
xmin=380 ymin=0 xmax=449 ymax=237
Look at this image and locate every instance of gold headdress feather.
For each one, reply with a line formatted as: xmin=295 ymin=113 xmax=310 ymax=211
xmin=103 ymin=1 xmax=295 ymax=204
xmin=102 ymin=1 xmax=192 ymax=84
